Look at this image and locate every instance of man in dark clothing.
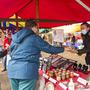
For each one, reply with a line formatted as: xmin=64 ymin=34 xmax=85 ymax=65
xmin=77 ymin=22 xmax=90 ymax=70
xmin=71 ymin=35 xmax=76 ymax=45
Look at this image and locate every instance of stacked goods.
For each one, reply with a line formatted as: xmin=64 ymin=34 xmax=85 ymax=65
xmin=40 ymin=55 xmax=88 ymax=74
xmin=46 ymin=68 xmax=75 ymax=81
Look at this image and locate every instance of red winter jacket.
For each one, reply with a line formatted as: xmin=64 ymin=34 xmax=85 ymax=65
xmin=4 ymin=37 xmax=12 ymax=49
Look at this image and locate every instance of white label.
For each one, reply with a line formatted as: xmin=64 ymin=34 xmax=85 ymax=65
xmin=73 ymin=72 xmax=80 ymax=77
xmin=39 ymin=57 xmax=43 ymax=60
xmin=43 ymin=74 xmax=49 ymax=79
xmin=49 ymin=78 xmax=57 ymax=84
xmin=77 ymin=77 xmax=88 ymax=85
xmin=44 ymin=58 xmax=48 ymax=62
xmin=59 ymin=83 xmax=68 ymax=90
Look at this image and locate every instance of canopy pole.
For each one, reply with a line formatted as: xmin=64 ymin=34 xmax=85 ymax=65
xmin=36 ymin=0 xmax=39 ymax=33
xmin=15 ymin=14 xmax=19 ymax=31
xmin=36 ymin=0 xmax=39 ymax=19
xmin=0 ymin=18 xmax=79 ymax=23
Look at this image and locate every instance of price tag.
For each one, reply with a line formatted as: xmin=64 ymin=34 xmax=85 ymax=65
xmin=59 ymin=83 xmax=68 ymax=90
xmin=44 ymin=58 xmax=48 ymax=62
xmin=39 ymin=57 xmax=43 ymax=60
xmin=49 ymin=78 xmax=57 ymax=84
xmin=77 ymin=77 xmax=88 ymax=86
xmin=73 ymin=72 xmax=80 ymax=77
xmin=43 ymin=74 xmax=49 ymax=79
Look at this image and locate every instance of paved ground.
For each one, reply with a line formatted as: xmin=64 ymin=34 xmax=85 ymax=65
xmin=0 ymin=62 xmax=11 ymax=90
xmin=0 ymin=72 xmax=11 ymax=90
xmin=0 ymin=51 xmax=86 ymax=90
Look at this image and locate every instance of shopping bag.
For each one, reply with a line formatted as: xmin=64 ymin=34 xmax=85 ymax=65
xmin=6 ymin=54 xmax=11 ymax=67
xmin=0 ymin=49 xmax=7 ymax=58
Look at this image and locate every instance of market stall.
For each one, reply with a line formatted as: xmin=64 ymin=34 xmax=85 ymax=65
xmin=39 ymin=55 xmax=90 ymax=90
xmin=0 ymin=1 xmax=90 ymax=90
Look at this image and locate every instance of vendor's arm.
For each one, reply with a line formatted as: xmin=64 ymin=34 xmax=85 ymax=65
xmin=35 ymin=36 xmax=64 ymax=54
xmin=77 ymin=47 xmax=86 ymax=55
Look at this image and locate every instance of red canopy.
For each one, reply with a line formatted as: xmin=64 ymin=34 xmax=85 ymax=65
xmin=0 ymin=0 xmax=90 ymax=28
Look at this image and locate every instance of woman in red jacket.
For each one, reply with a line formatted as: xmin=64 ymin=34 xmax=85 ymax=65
xmin=4 ymin=32 xmax=12 ymax=49
xmin=2 ymin=31 xmax=12 ymax=72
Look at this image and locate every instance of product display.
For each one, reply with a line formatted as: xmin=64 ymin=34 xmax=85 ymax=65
xmin=73 ymin=62 xmax=88 ymax=74
xmin=39 ymin=55 xmax=90 ymax=90
xmin=46 ymin=68 xmax=76 ymax=82
xmin=52 ymin=58 xmax=76 ymax=69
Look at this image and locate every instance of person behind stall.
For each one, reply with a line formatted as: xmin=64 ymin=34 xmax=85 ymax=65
xmin=71 ymin=35 xmax=76 ymax=45
xmin=8 ymin=20 xmax=65 ymax=90
xmin=4 ymin=31 xmax=12 ymax=49
xmin=77 ymin=22 xmax=90 ymax=70
xmin=2 ymin=30 xmax=12 ymax=72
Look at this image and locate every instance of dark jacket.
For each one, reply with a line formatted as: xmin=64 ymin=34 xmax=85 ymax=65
xmin=8 ymin=28 xmax=64 ymax=79
xmin=78 ymin=30 xmax=90 ymax=65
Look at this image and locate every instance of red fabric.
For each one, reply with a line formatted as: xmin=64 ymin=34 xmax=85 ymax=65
xmin=55 ymin=71 xmax=89 ymax=90
xmin=0 ymin=0 xmax=90 ymax=27
xmin=4 ymin=37 xmax=12 ymax=49
xmin=39 ymin=70 xmax=89 ymax=90
xmin=0 ymin=0 xmax=32 ymax=18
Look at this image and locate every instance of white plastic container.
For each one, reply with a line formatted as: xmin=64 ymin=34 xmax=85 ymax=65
xmin=68 ymin=78 xmax=75 ymax=90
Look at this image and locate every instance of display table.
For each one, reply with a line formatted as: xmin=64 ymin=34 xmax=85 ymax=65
xmin=39 ymin=70 xmax=90 ymax=90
